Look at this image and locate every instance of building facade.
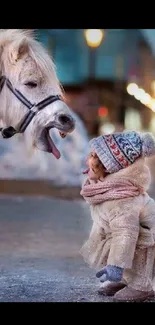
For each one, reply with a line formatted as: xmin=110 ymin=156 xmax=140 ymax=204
xmin=37 ymin=29 xmax=155 ymax=136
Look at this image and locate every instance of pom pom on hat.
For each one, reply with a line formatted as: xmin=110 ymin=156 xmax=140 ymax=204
xmin=141 ymin=132 xmax=155 ymax=158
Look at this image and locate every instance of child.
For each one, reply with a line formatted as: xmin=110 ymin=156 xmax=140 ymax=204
xmin=80 ymin=131 xmax=155 ymax=302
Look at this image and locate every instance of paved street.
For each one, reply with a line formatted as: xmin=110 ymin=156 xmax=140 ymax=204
xmin=0 ymin=195 xmax=113 ymax=302
xmin=0 ymin=180 xmax=155 ymax=302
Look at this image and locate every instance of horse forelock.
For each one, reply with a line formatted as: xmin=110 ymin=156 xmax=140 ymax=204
xmin=0 ymin=29 xmax=35 ymax=44
xmin=28 ymin=41 xmax=63 ymax=95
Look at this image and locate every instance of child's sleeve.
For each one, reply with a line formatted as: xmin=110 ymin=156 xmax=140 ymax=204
xmin=80 ymin=220 xmax=106 ymax=268
xmin=107 ymin=198 xmax=140 ymax=269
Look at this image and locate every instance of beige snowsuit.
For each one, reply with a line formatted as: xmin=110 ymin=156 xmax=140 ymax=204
xmin=80 ymin=159 xmax=155 ymax=291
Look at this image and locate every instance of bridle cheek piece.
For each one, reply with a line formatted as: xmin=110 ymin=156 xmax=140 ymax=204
xmin=0 ymin=76 xmax=61 ymax=139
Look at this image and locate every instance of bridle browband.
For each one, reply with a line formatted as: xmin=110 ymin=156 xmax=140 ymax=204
xmin=0 ymin=76 xmax=61 ymax=139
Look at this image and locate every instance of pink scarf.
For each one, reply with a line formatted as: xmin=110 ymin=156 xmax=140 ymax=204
xmin=80 ymin=178 xmax=144 ymax=205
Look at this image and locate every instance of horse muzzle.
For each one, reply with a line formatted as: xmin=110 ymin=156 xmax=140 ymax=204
xmin=53 ymin=113 xmax=75 ymax=134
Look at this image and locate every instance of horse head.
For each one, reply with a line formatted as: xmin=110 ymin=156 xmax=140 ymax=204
xmin=0 ymin=29 xmax=75 ymax=159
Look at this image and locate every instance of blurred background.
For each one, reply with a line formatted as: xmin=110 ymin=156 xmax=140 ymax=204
xmin=1 ymin=29 xmax=155 ymax=188
xmin=1 ymin=29 xmax=155 ymax=302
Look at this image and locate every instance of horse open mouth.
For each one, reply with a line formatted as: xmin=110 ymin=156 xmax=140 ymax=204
xmin=39 ymin=127 xmax=69 ymax=159
xmin=36 ymin=112 xmax=75 ymax=158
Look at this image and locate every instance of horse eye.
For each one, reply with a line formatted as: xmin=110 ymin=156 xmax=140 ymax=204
xmin=25 ymin=82 xmax=37 ymax=88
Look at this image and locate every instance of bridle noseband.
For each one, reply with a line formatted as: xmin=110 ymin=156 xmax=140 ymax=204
xmin=0 ymin=76 xmax=61 ymax=139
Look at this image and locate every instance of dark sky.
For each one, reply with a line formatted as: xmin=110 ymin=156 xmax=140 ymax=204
xmin=142 ymin=29 xmax=155 ymax=53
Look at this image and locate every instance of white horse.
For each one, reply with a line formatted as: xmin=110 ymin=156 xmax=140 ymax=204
xmin=0 ymin=29 xmax=75 ymax=159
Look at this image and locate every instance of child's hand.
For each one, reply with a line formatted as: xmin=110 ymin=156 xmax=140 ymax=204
xmin=96 ymin=265 xmax=124 ymax=282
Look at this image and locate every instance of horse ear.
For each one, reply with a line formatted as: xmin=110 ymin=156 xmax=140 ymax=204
xmin=10 ymin=38 xmax=29 ymax=63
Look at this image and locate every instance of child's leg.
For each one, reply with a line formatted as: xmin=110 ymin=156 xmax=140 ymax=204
xmin=123 ymin=247 xmax=155 ymax=292
xmin=113 ymin=247 xmax=155 ymax=301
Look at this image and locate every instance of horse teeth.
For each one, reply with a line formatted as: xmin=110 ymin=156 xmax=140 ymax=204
xmin=59 ymin=132 xmax=67 ymax=138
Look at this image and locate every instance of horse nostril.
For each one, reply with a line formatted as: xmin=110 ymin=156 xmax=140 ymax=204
xmin=58 ymin=114 xmax=72 ymax=125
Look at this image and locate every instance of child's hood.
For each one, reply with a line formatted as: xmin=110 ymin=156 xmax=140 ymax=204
xmin=105 ymin=158 xmax=151 ymax=191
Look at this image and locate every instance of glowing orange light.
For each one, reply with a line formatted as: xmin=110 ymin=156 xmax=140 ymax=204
xmin=98 ymin=106 xmax=108 ymax=117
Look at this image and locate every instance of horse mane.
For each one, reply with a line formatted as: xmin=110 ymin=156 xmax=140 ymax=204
xmin=0 ymin=29 xmax=63 ymax=95
xmin=0 ymin=29 xmax=35 ymax=41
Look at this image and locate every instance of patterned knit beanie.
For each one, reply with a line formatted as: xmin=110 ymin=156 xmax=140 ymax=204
xmin=89 ymin=131 xmax=155 ymax=174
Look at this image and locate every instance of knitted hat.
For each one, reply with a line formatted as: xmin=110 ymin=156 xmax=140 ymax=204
xmin=89 ymin=131 xmax=155 ymax=174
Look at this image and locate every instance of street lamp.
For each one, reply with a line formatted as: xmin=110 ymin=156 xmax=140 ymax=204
xmin=84 ymin=29 xmax=104 ymax=48
xmin=84 ymin=29 xmax=105 ymax=81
